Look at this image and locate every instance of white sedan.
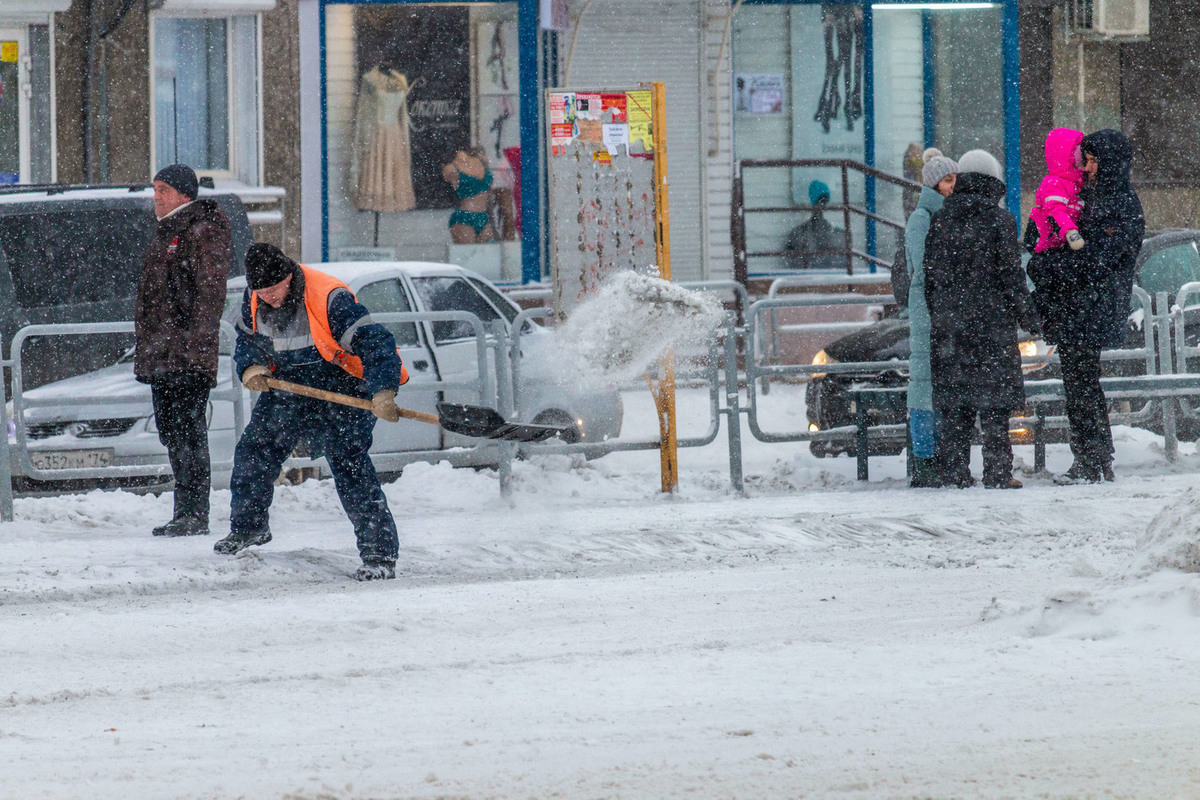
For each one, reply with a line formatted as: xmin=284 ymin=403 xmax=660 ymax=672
xmin=11 ymin=262 xmax=623 ymax=491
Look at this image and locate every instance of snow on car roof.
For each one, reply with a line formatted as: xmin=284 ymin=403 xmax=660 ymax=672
xmin=225 ymin=261 xmax=481 ymax=293
xmin=0 ymin=186 xmax=245 ymax=205
xmin=0 ymin=187 xmax=153 ymax=205
xmin=314 ymin=261 xmax=477 ymax=284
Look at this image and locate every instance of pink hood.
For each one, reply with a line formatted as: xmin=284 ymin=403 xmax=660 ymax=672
xmin=1044 ymin=127 xmax=1085 ymax=183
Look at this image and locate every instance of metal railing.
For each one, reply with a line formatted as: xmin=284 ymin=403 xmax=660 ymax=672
xmin=731 ymin=158 xmax=921 ymax=284
xmin=5 ymin=280 xmax=1200 ymax=517
xmin=0 ymin=311 xmax=506 ymax=520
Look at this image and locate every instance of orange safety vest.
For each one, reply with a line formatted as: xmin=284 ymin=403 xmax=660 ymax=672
xmin=251 ymin=265 xmax=408 ymax=384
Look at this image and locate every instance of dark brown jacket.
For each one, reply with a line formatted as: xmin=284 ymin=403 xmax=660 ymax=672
xmin=134 ymin=198 xmax=232 ymax=385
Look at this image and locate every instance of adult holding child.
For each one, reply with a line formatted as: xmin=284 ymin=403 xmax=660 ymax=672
xmin=1027 ymin=129 xmax=1144 ymax=484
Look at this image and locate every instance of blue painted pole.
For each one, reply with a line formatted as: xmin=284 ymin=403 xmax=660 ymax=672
xmin=922 ymin=10 xmax=935 ymax=148
xmin=518 ymin=0 xmax=542 ymax=283
xmin=1002 ymin=0 xmax=1022 ymax=225
xmin=319 ymin=1 xmax=329 ymax=261
xmin=863 ymin=2 xmax=876 ymax=270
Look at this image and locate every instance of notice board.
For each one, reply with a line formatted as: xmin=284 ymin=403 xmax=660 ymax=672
xmin=545 ymin=86 xmax=667 ymax=316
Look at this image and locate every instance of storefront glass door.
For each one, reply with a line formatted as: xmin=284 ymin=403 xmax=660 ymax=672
xmin=872 ymin=3 xmax=1005 ymax=252
xmin=733 ymin=1 xmax=1012 ymax=274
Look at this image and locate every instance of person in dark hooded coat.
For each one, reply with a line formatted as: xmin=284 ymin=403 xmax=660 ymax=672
xmin=1027 ymin=129 xmax=1145 ymax=484
xmin=924 ymin=150 xmax=1040 ymax=489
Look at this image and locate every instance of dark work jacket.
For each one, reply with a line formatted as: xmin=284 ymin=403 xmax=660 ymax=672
xmin=1028 ymin=129 xmax=1145 ymax=349
xmin=134 ymin=199 xmax=233 ymax=385
xmin=924 ymin=172 xmax=1039 ymax=412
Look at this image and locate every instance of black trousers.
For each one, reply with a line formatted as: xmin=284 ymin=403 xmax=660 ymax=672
xmin=151 ymin=371 xmax=212 ymax=521
xmin=937 ymin=406 xmax=1012 ymax=486
xmin=1057 ymin=342 xmax=1113 ymax=473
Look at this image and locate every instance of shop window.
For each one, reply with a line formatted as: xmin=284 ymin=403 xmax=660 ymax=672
xmin=152 ymin=14 xmax=260 ymax=184
xmin=324 ymin=3 xmax=519 ymax=260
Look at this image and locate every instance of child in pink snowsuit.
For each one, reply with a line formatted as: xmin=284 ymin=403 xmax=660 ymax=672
xmin=1030 ymin=127 xmax=1086 ymax=253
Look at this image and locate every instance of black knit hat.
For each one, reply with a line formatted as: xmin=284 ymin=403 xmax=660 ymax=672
xmin=152 ymin=163 xmax=199 ymax=200
xmin=245 ymin=243 xmax=299 ymax=290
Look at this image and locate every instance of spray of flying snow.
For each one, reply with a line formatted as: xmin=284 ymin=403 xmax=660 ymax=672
xmin=553 ymin=269 xmax=725 ymax=383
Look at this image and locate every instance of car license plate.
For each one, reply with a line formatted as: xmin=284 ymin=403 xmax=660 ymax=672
xmin=30 ymin=449 xmax=114 ymax=471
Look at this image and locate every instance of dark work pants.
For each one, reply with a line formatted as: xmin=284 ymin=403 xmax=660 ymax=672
xmin=1057 ymin=342 xmax=1113 ymax=473
xmin=229 ymin=391 xmax=399 ymax=563
xmin=151 ymin=371 xmax=212 ymax=521
xmin=937 ymin=406 xmax=1012 ymax=486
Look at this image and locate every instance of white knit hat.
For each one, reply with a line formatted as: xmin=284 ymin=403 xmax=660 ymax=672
xmin=921 ymin=155 xmax=958 ymax=188
xmin=957 ymin=149 xmax=1003 ymax=181
xmin=922 ymin=147 xmax=943 ymax=162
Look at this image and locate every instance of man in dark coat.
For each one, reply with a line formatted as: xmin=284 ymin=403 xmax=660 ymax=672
xmin=1028 ymin=129 xmax=1144 ymax=484
xmin=135 ymin=164 xmax=232 ymax=537
xmin=924 ymin=150 xmax=1040 ymax=489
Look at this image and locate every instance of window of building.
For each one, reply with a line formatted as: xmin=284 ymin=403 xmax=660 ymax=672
xmin=322 ymin=2 xmax=520 ymax=262
xmin=151 ymin=13 xmax=260 ymax=185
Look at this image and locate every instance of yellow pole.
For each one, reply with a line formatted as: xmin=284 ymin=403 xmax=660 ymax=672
xmin=650 ymin=81 xmax=678 ymax=493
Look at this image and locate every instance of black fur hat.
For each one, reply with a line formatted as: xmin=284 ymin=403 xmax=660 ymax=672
xmin=245 ymin=242 xmax=298 ymax=290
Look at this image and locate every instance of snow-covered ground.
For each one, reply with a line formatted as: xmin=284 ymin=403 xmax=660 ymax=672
xmin=5 ymin=382 xmax=1200 ymax=799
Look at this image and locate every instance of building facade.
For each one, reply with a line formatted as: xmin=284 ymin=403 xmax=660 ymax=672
xmin=0 ymin=0 xmax=1188 ymax=285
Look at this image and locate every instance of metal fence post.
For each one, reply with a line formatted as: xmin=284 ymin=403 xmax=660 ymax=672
xmin=723 ymin=313 xmax=744 ymax=493
xmin=492 ymin=320 xmax=516 ymax=503
xmin=0 ymin=355 xmax=13 ymax=522
xmin=1157 ymin=291 xmax=1179 ymax=460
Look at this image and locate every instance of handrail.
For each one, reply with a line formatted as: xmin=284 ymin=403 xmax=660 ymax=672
xmin=731 ymin=158 xmax=921 ymax=285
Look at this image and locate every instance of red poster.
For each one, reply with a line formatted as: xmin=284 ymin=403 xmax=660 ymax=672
xmin=601 ymin=94 xmax=627 ymax=123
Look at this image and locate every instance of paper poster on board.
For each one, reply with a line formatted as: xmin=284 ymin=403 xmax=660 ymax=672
xmin=735 ymin=74 xmax=785 ymax=115
xmin=545 ymin=86 xmax=658 ymax=313
xmin=626 ymin=90 xmax=653 ymax=152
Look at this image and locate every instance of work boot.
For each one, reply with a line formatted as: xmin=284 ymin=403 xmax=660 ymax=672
xmin=1053 ymin=462 xmax=1102 ymax=485
xmin=213 ymin=528 xmax=272 ymax=555
xmin=909 ymin=458 xmax=944 ymax=488
xmin=984 ymin=477 xmax=1023 ymax=490
xmin=354 ymin=559 xmax=396 ymax=582
xmin=153 ymin=516 xmax=210 ymax=537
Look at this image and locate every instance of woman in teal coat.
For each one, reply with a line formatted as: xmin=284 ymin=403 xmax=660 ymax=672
xmin=905 ymin=151 xmax=957 ymax=487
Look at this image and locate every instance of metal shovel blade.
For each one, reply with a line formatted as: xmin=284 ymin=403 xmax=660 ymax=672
xmin=436 ymin=402 xmax=570 ymax=443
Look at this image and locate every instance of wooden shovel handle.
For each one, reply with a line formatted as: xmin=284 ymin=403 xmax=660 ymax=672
xmin=263 ymin=377 xmax=441 ymax=426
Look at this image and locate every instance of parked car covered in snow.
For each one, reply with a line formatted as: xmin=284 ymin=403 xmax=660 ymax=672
xmin=0 ymin=183 xmax=253 ymax=390
xmin=10 ymin=262 xmax=623 ymax=492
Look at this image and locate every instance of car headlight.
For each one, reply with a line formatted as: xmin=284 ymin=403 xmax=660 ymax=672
xmin=811 ymin=349 xmax=837 ymax=379
xmin=1019 ymin=340 xmax=1054 ymax=374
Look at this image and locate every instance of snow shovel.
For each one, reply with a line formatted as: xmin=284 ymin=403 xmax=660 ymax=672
xmin=262 ymin=378 xmax=570 ymax=443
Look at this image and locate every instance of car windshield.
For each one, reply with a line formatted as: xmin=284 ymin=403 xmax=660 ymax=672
xmin=410 ymin=276 xmax=504 ymax=343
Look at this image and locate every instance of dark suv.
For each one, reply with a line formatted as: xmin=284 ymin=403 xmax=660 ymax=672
xmin=0 ymin=184 xmax=252 ymax=389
